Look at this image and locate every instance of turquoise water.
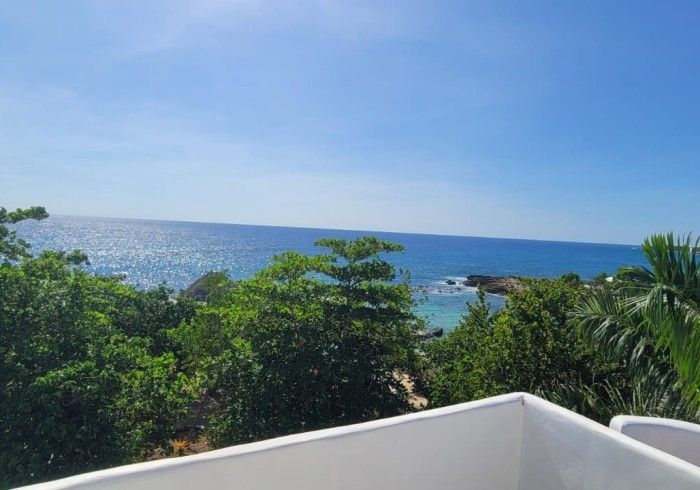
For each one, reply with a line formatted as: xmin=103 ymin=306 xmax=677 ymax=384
xmin=15 ymin=216 xmax=647 ymax=330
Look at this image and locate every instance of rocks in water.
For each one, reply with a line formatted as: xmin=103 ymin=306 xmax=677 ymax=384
xmin=462 ymin=275 xmax=522 ymax=296
xmin=412 ymin=275 xmax=523 ymax=297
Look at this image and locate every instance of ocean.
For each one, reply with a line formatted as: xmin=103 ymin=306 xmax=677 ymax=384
xmin=14 ymin=215 xmax=647 ymax=330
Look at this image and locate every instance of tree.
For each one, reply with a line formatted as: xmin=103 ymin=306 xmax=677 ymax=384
xmin=428 ymin=288 xmax=509 ymax=404
xmin=0 ymin=211 xmax=198 ymax=487
xmin=428 ymin=275 xmax=622 ymax=419
xmin=0 ymin=206 xmax=48 ymax=263
xmin=171 ymin=236 xmax=424 ymax=446
xmin=574 ymin=233 xmax=700 ymax=408
xmin=109 ymin=284 xmax=198 ymax=355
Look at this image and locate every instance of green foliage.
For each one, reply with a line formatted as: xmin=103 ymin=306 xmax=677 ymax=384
xmin=109 ymin=285 xmax=198 ymax=354
xmin=0 ymin=231 xmax=197 ymax=487
xmin=429 ymin=264 xmax=698 ymax=423
xmin=630 ymin=234 xmax=700 ymax=402
xmin=428 ymin=276 xmax=621 ymax=416
xmin=4 ymin=207 xmax=696 ymax=485
xmin=590 ymin=271 xmax=612 ymax=287
xmin=574 ymin=232 xmax=700 ymax=410
xmin=0 ymin=206 xmax=48 ymax=263
xmin=490 ymin=276 xmax=585 ymax=393
xmin=182 ymin=271 xmax=235 ymax=303
xmin=543 ymin=371 xmax=697 ymax=423
xmin=171 ymin=236 xmax=423 ymax=446
xmin=428 ymin=288 xmax=507 ymax=402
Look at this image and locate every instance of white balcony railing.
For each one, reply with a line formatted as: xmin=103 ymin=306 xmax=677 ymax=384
xmin=19 ymin=393 xmax=700 ymax=490
xmin=611 ymin=415 xmax=700 ymax=467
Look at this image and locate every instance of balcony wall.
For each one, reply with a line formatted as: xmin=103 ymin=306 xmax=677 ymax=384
xmin=19 ymin=393 xmax=700 ymax=490
xmin=519 ymin=395 xmax=700 ymax=489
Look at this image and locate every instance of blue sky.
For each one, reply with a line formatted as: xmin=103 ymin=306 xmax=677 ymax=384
xmin=1 ymin=1 xmax=698 ymax=244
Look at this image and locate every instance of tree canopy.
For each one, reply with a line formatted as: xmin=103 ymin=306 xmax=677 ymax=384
xmin=0 ymin=206 xmax=48 ymax=263
xmin=171 ymin=236 xmax=424 ymax=446
xmin=0 ymin=208 xmax=198 ymax=487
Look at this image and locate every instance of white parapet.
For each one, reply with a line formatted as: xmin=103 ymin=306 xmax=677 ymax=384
xmin=610 ymin=415 xmax=700 ymax=467
xmin=18 ymin=393 xmax=700 ymax=490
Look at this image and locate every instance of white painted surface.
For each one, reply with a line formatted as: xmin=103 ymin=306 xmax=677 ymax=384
xmin=18 ymin=394 xmax=524 ymax=490
xmin=17 ymin=393 xmax=700 ymax=490
xmin=519 ymin=396 xmax=700 ymax=489
xmin=610 ymin=415 xmax=700 ymax=467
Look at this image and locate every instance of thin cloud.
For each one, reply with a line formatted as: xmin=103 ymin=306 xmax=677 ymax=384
xmin=85 ymin=0 xmax=421 ymax=57
xmin=1 ymin=80 xmax=560 ymax=240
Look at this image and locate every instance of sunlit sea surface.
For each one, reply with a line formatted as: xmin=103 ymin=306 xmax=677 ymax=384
xmin=15 ymin=216 xmax=647 ymax=331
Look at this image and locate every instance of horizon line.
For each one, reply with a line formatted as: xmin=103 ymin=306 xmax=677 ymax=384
xmin=49 ymin=213 xmax=641 ymax=248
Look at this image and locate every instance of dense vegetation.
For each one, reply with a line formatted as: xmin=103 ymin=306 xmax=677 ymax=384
xmin=428 ymin=275 xmax=617 ymax=409
xmin=0 ymin=206 xmax=697 ymax=487
xmin=170 ymin=237 xmax=424 ymax=446
xmin=0 ymin=209 xmax=199 ymax=486
xmin=427 ymin=267 xmax=697 ymax=423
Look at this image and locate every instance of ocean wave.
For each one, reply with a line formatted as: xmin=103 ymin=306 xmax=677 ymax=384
xmin=428 ymin=287 xmax=477 ymax=296
xmin=444 ymin=276 xmax=468 ymax=282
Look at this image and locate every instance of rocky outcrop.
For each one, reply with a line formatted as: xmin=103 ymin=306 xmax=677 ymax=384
xmin=182 ymin=271 xmax=233 ymax=301
xmin=411 ymin=275 xmax=522 ymax=296
xmin=462 ymin=275 xmax=522 ymax=296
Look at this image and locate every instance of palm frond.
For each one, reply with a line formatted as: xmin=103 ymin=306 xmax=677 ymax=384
xmin=576 ymin=232 xmax=700 ymax=407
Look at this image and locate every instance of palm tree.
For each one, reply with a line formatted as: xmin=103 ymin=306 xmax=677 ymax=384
xmin=574 ymin=233 xmax=700 ymax=407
